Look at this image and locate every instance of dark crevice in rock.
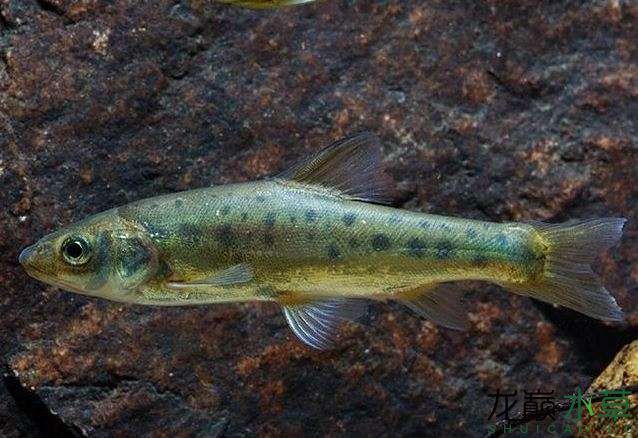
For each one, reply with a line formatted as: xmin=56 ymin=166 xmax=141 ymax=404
xmin=0 ymin=12 xmax=16 ymax=31
xmin=33 ymin=0 xmax=65 ymax=18
xmin=33 ymin=0 xmax=80 ymax=26
xmin=486 ymin=69 xmax=541 ymax=101
xmin=0 ymin=49 xmax=12 ymax=81
xmin=46 ymin=372 xmax=184 ymax=400
xmin=2 ymin=365 xmax=86 ymax=438
xmin=535 ymin=301 xmax=638 ymax=375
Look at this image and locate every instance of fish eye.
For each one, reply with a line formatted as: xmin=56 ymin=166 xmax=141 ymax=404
xmin=61 ymin=237 xmax=91 ymax=265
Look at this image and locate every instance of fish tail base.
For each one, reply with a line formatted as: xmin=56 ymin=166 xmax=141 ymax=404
xmin=501 ymin=218 xmax=626 ymax=321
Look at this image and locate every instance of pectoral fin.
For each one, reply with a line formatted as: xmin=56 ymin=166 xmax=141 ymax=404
xmin=397 ymin=284 xmax=469 ymax=330
xmin=167 ymin=263 xmax=253 ymax=289
xmin=282 ymin=298 xmax=366 ymax=350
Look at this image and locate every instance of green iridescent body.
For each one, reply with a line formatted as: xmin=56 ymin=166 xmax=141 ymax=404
xmin=115 ymin=180 xmax=544 ymax=305
xmin=19 ymin=133 xmax=625 ymax=349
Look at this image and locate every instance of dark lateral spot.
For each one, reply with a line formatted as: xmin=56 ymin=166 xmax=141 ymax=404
xmin=215 ymin=224 xmax=234 ymax=248
xmin=327 ymin=244 xmax=341 ymax=260
xmin=389 ymin=215 xmax=402 ymax=225
xmin=342 ymin=213 xmax=356 ymax=227
xmin=521 ymin=248 xmax=538 ymax=263
xmin=473 ymin=254 xmax=488 ymax=266
xmin=439 ymin=223 xmax=452 ymax=232
xmin=418 ymin=220 xmax=431 ymax=230
xmin=407 ymin=238 xmax=426 ymax=258
xmin=466 ymin=228 xmax=478 ymax=239
xmin=241 ymin=212 xmax=248 ymax=221
xmin=349 ymin=238 xmax=359 ymax=249
xmin=264 ymin=231 xmax=275 ymax=247
xmin=264 ymin=212 xmax=276 ymax=227
xmin=174 ymin=199 xmax=183 ymax=208
xmin=305 ymin=209 xmax=318 ymax=223
xmin=221 ymin=205 xmax=231 ymax=215
xmin=436 ymin=241 xmax=453 ymax=259
xmin=264 ymin=233 xmax=275 ymax=246
xmin=179 ymin=223 xmax=199 ymax=237
xmin=256 ymin=195 xmax=266 ymax=203
xmin=372 ymin=234 xmax=391 ymax=251
xmin=496 ymin=233 xmax=509 ymax=248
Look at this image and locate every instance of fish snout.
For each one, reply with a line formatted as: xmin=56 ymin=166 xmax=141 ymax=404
xmin=19 ymin=241 xmax=53 ymax=274
xmin=19 ymin=244 xmax=36 ymax=266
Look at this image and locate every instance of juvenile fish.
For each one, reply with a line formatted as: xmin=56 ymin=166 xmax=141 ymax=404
xmin=19 ymin=133 xmax=626 ymax=349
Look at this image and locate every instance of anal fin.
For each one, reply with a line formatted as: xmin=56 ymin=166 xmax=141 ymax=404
xmin=397 ymin=284 xmax=469 ymax=330
xmin=282 ymin=298 xmax=366 ymax=350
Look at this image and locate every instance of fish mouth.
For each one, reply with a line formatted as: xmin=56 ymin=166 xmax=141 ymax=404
xmin=20 ymin=260 xmax=53 ymax=284
xmin=19 ymin=246 xmax=86 ymax=294
xmin=23 ymin=265 xmax=87 ymax=295
xmin=49 ymin=279 xmax=88 ymax=294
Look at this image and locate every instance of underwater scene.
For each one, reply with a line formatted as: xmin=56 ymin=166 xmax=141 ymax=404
xmin=1 ymin=0 xmax=637 ymax=436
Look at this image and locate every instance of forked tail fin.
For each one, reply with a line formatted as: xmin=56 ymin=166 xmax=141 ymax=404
xmin=504 ymin=218 xmax=626 ymax=321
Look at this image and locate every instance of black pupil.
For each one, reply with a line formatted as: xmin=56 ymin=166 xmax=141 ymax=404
xmin=65 ymin=241 xmax=84 ymax=259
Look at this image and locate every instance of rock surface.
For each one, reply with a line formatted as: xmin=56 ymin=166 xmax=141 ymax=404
xmin=579 ymin=340 xmax=638 ymax=438
xmin=1 ymin=0 xmax=636 ymax=436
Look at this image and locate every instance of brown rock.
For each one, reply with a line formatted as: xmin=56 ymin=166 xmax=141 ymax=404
xmin=0 ymin=0 xmax=636 ymax=436
xmin=578 ymin=341 xmax=638 ymax=438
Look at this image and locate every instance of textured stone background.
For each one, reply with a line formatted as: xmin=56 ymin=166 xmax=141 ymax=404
xmin=1 ymin=0 xmax=637 ymax=436
xmin=579 ymin=340 xmax=638 ymax=437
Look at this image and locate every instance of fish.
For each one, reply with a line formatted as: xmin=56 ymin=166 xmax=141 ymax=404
xmin=215 ymin=0 xmax=316 ymax=9
xmin=19 ymin=133 xmax=626 ymax=349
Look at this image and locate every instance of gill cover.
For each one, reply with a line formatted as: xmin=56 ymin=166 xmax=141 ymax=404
xmin=110 ymin=231 xmax=159 ymax=290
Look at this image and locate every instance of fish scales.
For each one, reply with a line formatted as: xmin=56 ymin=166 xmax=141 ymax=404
xmin=119 ymin=181 xmax=543 ymax=304
xmin=20 ymin=133 xmax=626 ymax=349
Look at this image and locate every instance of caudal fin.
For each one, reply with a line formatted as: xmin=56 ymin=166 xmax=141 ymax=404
xmin=505 ymin=218 xmax=626 ymax=321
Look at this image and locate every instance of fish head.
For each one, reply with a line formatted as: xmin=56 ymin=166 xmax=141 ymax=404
xmin=19 ymin=210 xmax=159 ymax=302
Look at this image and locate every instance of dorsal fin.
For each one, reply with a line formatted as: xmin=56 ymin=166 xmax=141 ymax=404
xmin=277 ymin=132 xmax=396 ymax=205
